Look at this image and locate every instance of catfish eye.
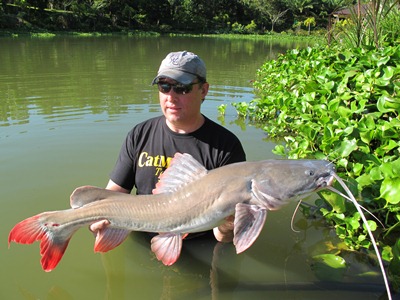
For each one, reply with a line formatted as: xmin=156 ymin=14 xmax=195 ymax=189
xmin=305 ymin=169 xmax=315 ymax=176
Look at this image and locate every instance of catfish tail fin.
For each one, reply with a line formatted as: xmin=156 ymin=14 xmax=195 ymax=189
xmin=8 ymin=213 xmax=73 ymax=272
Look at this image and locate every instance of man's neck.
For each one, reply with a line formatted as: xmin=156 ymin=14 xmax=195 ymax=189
xmin=166 ymin=114 xmax=205 ymax=134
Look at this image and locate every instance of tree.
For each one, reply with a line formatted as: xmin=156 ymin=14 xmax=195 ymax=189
xmin=284 ymin=0 xmax=316 ymax=15
xmin=319 ymin=0 xmax=353 ymax=44
xmin=267 ymin=9 xmax=288 ymax=32
xmin=239 ymin=0 xmax=290 ymax=32
xmin=303 ymin=16 xmax=316 ymax=34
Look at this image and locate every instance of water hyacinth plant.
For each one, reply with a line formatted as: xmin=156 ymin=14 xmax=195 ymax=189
xmin=232 ymin=42 xmax=400 ymax=291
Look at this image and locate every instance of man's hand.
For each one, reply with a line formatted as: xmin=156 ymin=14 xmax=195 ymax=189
xmin=89 ymin=180 xmax=129 ymax=235
xmin=213 ymin=215 xmax=234 ymax=243
xmin=89 ymin=220 xmax=110 ymax=234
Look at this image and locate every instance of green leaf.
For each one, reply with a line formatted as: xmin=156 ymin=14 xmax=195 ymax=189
xmin=377 ymin=95 xmax=400 ymax=112
xmin=337 ymin=106 xmax=352 ymax=118
xmin=358 ymin=234 xmax=367 ymax=242
xmin=320 ymin=190 xmax=346 ymax=213
xmin=353 ymin=162 xmax=364 ymax=176
xmin=328 ymin=98 xmax=340 ymax=111
xmin=389 ymin=239 xmax=400 ymax=275
xmin=377 ymin=66 xmax=395 ymax=84
xmin=380 ymin=178 xmax=400 ymax=204
xmin=272 ymin=145 xmax=286 ymax=156
xmin=380 ymin=161 xmax=398 ymax=178
xmin=336 ymin=138 xmax=358 ymax=157
xmin=311 ymin=254 xmax=347 ymax=281
xmin=382 ymin=245 xmax=393 ymax=262
xmin=356 ymin=173 xmax=373 ymax=187
xmin=379 ymin=140 xmax=399 ymax=155
xmin=348 ymin=217 xmax=361 ymax=230
xmin=313 ymin=254 xmax=347 ymax=269
xmin=370 ymin=166 xmax=384 ymax=181
xmin=363 ymin=220 xmax=377 ymax=232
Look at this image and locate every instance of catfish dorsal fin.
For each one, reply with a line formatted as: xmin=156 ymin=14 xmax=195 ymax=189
xmin=70 ymin=186 xmax=125 ymax=208
xmin=153 ymin=153 xmax=208 ymax=194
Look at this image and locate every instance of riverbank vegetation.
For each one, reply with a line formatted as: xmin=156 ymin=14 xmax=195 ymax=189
xmin=229 ymin=0 xmax=400 ymax=292
xmin=2 ymin=0 xmax=351 ymax=35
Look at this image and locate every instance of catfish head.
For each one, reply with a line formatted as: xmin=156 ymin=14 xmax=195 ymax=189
xmin=250 ymin=159 xmax=335 ymax=210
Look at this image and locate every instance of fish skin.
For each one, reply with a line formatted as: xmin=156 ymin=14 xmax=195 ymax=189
xmin=8 ymin=153 xmax=335 ymax=271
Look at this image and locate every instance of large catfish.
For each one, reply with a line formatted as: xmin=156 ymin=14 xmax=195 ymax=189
xmin=8 ymin=153 xmax=335 ymax=272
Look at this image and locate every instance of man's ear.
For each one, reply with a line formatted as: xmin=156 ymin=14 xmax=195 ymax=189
xmin=201 ymin=82 xmax=209 ymax=97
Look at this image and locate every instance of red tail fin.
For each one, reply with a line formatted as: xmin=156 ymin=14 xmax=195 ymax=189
xmin=8 ymin=214 xmax=71 ymax=272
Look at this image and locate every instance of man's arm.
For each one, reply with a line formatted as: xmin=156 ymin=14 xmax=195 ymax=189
xmin=106 ymin=179 xmax=131 ymax=193
xmin=89 ymin=180 xmax=130 ymax=232
xmin=213 ymin=215 xmax=234 ymax=243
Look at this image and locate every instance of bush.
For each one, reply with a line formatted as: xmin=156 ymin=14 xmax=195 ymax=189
xmin=233 ymin=43 xmax=400 ymax=288
xmin=231 ymin=21 xmax=245 ymax=33
xmin=244 ymin=20 xmax=257 ymax=34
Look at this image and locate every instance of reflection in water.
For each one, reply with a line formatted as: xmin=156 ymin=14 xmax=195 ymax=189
xmin=101 ymin=232 xmax=242 ymax=300
xmin=0 ymin=36 xmax=299 ymax=129
xmin=1 ymin=37 xmax=154 ymax=128
xmin=17 ymin=285 xmax=74 ymax=300
xmin=98 ymin=226 xmax=387 ymax=300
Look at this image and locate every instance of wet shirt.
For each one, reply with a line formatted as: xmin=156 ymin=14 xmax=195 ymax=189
xmin=110 ymin=115 xmax=246 ymax=195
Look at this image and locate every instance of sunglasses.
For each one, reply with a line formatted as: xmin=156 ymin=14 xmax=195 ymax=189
xmin=157 ymin=82 xmax=201 ymax=95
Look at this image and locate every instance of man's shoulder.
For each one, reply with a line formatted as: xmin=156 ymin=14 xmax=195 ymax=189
xmin=203 ymin=116 xmax=226 ymax=130
xmin=131 ymin=116 xmax=164 ymax=132
xmin=137 ymin=115 xmax=164 ymax=126
xmin=203 ymin=117 xmax=239 ymax=139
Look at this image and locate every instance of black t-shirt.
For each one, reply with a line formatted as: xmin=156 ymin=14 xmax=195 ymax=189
xmin=110 ymin=115 xmax=246 ymax=195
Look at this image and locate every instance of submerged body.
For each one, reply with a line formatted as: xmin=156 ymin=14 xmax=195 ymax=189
xmin=9 ymin=153 xmax=335 ymax=271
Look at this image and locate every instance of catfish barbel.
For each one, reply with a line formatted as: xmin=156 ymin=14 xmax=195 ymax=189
xmin=8 ymin=153 xmax=334 ymax=272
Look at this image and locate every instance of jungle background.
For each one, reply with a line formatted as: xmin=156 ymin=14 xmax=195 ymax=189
xmin=1 ymin=0 xmax=356 ymax=34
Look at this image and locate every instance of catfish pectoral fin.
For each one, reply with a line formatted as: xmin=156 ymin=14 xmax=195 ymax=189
xmin=233 ymin=203 xmax=267 ymax=254
xmin=94 ymin=227 xmax=130 ymax=253
xmin=151 ymin=233 xmax=185 ymax=266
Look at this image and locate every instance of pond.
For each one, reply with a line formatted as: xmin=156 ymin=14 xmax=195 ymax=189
xmin=0 ymin=35 xmax=388 ymax=300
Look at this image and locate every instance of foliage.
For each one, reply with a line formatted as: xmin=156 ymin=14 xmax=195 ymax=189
xmin=311 ymin=253 xmax=347 ymax=281
xmin=267 ymin=8 xmax=289 ymax=32
xmin=331 ymin=0 xmax=400 ymax=49
xmin=244 ymin=20 xmax=258 ymax=33
xmin=231 ymin=21 xmax=246 ymax=34
xmin=0 ymin=0 xmax=350 ymax=33
xmin=303 ymin=16 xmax=316 ymax=34
xmin=232 ymin=43 xmax=400 ymax=288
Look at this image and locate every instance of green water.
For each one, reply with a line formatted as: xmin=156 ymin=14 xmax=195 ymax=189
xmin=0 ymin=36 xmax=387 ymax=300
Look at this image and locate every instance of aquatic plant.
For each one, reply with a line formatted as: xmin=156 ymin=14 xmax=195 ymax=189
xmin=233 ymin=42 xmax=400 ymax=291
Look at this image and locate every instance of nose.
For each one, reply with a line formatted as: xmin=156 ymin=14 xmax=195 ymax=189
xmin=162 ymin=91 xmax=179 ymax=104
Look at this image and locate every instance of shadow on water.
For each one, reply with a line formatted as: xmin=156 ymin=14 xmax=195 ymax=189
xmin=93 ymin=229 xmax=390 ymax=300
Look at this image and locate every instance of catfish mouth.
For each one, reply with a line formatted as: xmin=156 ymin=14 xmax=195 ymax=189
xmin=288 ymin=172 xmax=334 ymax=200
xmin=315 ymin=172 xmax=335 ymax=190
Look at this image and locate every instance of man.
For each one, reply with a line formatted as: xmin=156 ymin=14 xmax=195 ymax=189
xmin=91 ymin=50 xmax=246 ymax=242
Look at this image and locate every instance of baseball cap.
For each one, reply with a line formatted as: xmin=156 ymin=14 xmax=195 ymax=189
xmin=152 ymin=51 xmax=207 ymax=85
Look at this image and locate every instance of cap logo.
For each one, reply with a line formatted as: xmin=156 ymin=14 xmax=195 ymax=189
xmin=169 ymin=54 xmax=181 ymax=65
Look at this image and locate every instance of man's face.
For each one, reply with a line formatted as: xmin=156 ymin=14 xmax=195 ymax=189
xmin=158 ymin=78 xmax=209 ymax=129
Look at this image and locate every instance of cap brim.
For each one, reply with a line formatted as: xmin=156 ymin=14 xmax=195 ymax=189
xmin=151 ymin=70 xmax=197 ymax=85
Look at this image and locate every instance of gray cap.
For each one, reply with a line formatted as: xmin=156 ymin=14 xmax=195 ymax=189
xmin=152 ymin=51 xmax=206 ymax=85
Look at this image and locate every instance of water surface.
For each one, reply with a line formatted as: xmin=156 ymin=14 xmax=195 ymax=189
xmin=0 ymin=36 xmax=387 ymax=300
